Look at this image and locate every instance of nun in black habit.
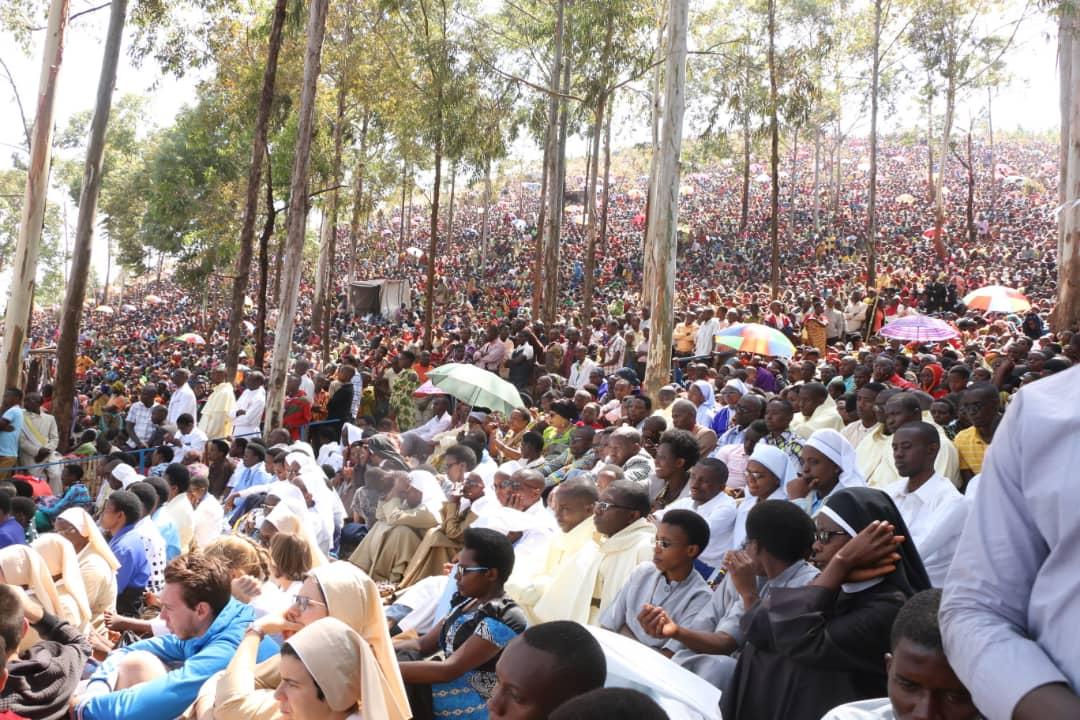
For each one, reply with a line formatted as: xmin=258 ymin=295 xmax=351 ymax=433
xmin=720 ymin=486 xmax=931 ymax=720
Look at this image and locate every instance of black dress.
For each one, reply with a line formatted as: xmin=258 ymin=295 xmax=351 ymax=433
xmin=720 ymin=579 xmax=907 ymax=720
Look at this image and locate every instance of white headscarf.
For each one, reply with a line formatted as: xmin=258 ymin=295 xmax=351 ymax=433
xmin=32 ymin=534 xmax=92 ymax=629
xmin=264 ymin=480 xmax=308 ymax=516
xmin=285 ymin=617 xmax=407 ymax=719
xmin=748 ymin=444 xmax=799 ymax=487
xmin=722 ymin=379 xmax=749 ymax=397
xmin=691 ymin=380 xmax=717 ymax=427
xmin=111 ymin=463 xmax=140 ymax=489
xmin=0 ymin=545 xmax=64 ymax=618
xmin=264 ymin=504 xmax=328 ymax=567
xmin=406 ymin=470 xmax=447 ymax=516
xmin=57 ymin=507 xmax=120 ymax=572
xmin=342 ymin=422 xmax=364 ymax=445
xmin=805 ymin=429 xmax=865 ymax=488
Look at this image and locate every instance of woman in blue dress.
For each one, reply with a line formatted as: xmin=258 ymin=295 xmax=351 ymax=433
xmin=398 ymin=527 xmax=527 ymax=719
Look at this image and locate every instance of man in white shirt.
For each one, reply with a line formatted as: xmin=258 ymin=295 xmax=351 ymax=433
xmin=843 ymin=290 xmax=866 ymax=339
xmin=231 ymin=371 xmax=266 ymax=439
xmin=295 ymin=358 xmax=316 ymax=402
xmin=883 ymin=422 xmax=967 ymax=586
xmin=694 ymin=307 xmax=722 ymax=358
xmin=399 ymin=395 xmax=453 ymax=460
xmin=658 ymin=457 xmax=736 ymax=574
xmin=567 ymin=345 xmax=598 ymax=389
xmin=167 ymin=368 xmax=198 ymax=425
xmin=174 ymin=413 xmax=208 ymax=455
xmin=188 ymin=472 xmax=224 ymax=549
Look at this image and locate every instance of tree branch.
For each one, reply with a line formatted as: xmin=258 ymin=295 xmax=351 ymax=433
xmin=0 ymin=57 xmax=31 ymax=149
xmin=308 ymin=183 xmax=346 ymax=199
xmin=28 ymin=2 xmax=110 ymax=30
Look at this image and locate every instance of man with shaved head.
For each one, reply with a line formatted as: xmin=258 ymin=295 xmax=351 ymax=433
xmin=789 ymin=382 xmax=844 ymax=440
xmin=604 ymin=426 xmax=655 ymax=486
xmin=953 ymin=382 xmax=1002 ymax=486
xmin=533 ymin=479 xmax=656 ymax=624
xmin=856 ymin=390 xmax=960 ymax=488
xmin=884 ymin=422 xmax=968 ymax=586
xmin=509 ymin=479 xmax=600 ymax=622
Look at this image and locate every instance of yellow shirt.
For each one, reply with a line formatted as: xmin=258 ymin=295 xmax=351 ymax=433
xmin=674 ymin=323 xmax=697 ymax=353
xmin=954 ymin=426 xmax=990 ymax=474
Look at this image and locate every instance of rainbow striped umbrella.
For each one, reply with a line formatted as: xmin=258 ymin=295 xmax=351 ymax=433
xmin=962 ymin=285 xmax=1031 ymax=313
xmin=880 ymin=315 xmax=958 ymax=342
xmin=176 ymin=333 xmax=206 ymax=345
xmin=715 ymin=323 xmax=797 ymax=358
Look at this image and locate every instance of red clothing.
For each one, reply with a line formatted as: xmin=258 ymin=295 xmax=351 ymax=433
xmin=888 ymin=373 xmax=919 ymax=390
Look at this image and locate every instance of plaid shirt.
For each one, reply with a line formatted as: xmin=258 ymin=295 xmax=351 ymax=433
xmin=125 ymin=402 xmax=158 ymax=444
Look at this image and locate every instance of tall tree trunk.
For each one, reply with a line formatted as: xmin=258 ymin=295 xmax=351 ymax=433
xmin=272 ymin=233 xmax=284 ymax=301
xmin=102 ymin=239 xmax=111 ymax=305
xmin=867 ymin=0 xmax=881 ymax=288
xmin=446 ymin=161 xmax=456 ymax=248
xmin=600 ymin=102 xmax=612 ymax=254
xmin=424 ymin=134 xmax=442 ymax=349
xmin=926 ymin=73 xmax=935 ymax=202
xmin=540 ymin=0 xmax=566 ymax=323
xmin=643 ymin=0 xmax=687 ymax=400
xmin=544 ymin=55 xmax=571 ymax=325
xmin=740 ymin=108 xmax=750 ymax=235
xmin=932 ymin=73 xmax=954 ymax=258
xmin=642 ymin=0 xmax=667 ymax=304
xmin=255 ymin=152 xmax=274 ymax=371
xmin=966 ymin=130 xmax=975 ymax=245
xmin=264 ymin=0 xmax=329 ymax=431
xmin=316 ymin=68 xmax=348 ymax=365
xmin=787 ymin=125 xmax=799 ymax=245
xmin=225 ymin=0 xmax=287 ymax=378
xmin=813 ymin=125 xmax=821 ymax=236
xmin=480 ymin=158 xmax=491 ymax=266
xmin=767 ymin=0 xmax=780 ymax=298
xmin=2 ymin=0 xmax=70 ymax=389
xmin=348 ymin=111 xmax=370 ymax=285
xmin=1056 ymin=6 xmax=1080 ymax=331
xmin=52 ymin=0 xmax=121 ymax=451
xmin=582 ymin=96 xmax=606 ymax=321
xmin=398 ymin=160 xmax=408 ymax=255
xmin=534 ymin=132 xmax=550 ymax=313
xmin=987 ymin=86 xmax=997 ymax=214
xmin=311 ymin=203 xmax=330 ymax=342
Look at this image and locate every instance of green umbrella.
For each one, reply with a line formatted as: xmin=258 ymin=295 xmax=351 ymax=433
xmin=427 ymin=363 xmax=525 ymax=416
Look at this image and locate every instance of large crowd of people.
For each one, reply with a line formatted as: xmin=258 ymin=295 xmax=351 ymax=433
xmin=0 ymin=135 xmax=1074 ymax=719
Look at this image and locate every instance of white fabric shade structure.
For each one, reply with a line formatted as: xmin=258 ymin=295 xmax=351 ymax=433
xmin=348 ymin=279 xmax=411 ymax=316
xmin=587 ymin=626 xmax=722 ymax=720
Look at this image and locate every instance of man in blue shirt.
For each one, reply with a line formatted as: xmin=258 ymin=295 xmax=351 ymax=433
xmin=101 ymin=490 xmax=150 ymax=616
xmin=74 ymin=552 xmax=278 ymax=720
xmin=0 ymin=388 xmax=25 ymax=480
xmin=0 ymin=493 xmax=25 ymax=548
xmin=223 ymin=442 xmax=271 ymax=524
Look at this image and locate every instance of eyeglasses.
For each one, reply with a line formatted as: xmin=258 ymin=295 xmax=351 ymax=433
xmin=291 ymin=594 xmax=328 ymax=612
xmin=594 ymin=501 xmax=635 ymax=513
xmin=495 ymin=479 xmax=522 ymax=490
xmin=455 ymin=565 xmax=490 ymax=577
xmin=814 ymin=530 xmax=848 ymax=544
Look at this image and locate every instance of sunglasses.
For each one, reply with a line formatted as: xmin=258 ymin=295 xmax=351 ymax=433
xmin=814 ymin=530 xmax=848 ymax=544
xmin=455 ymin=565 xmax=490 ymax=577
xmin=594 ymin=500 xmax=636 ymax=513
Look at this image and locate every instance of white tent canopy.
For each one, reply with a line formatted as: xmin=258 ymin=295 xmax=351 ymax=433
xmin=348 ymin=279 xmax=411 ymax=316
